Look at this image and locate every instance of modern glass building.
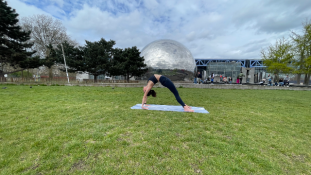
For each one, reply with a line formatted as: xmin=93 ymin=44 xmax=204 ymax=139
xmin=195 ymin=58 xmax=266 ymax=83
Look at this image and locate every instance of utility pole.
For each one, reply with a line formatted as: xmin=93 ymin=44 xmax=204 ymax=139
xmin=61 ymin=43 xmax=70 ymax=84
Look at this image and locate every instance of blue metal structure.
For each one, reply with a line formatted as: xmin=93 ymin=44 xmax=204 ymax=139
xmin=250 ymin=60 xmax=265 ymax=68
xmin=195 ymin=59 xmax=265 ymax=68
xmin=195 ymin=59 xmax=246 ymax=67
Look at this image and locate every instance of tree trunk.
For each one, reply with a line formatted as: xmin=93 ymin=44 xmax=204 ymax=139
xmin=127 ymin=73 xmax=130 ymax=83
xmin=274 ymin=74 xmax=279 ymax=84
xmin=94 ymin=75 xmax=97 ymax=83
xmin=305 ymin=73 xmax=310 ymax=85
xmin=0 ymin=70 xmax=4 ymax=78
xmin=296 ymin=74 xmax=301 ymax=84
xmin=303 ymin=74 xmax=309 ymax=85
xmin=298 ymin=50 xmax=304 ymax=84
xmin=0 ymin=70 xmax=4 ymax=82
xmin=49 ymin=67 xmax=53 ymax=82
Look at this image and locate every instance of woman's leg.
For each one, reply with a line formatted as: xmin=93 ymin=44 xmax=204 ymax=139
xmin=160 ymin=76 xmax=185 ymax=107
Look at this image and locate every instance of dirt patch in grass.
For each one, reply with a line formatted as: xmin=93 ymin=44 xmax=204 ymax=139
xmin=23 ymin=163 xmax=40 ymax=173
xmin=190 ymin=163 xmax=203 ymax=174
xmin=86 ymin=139 xmax=96 ymax=144
xmin=71 ymin=160 xmax=87 ymax=171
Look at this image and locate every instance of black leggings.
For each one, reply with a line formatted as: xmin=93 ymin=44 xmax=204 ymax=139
xmin=159 ymin=76 xmax=185 ymax=107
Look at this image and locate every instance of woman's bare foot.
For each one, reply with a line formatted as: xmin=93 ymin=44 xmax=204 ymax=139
xmin=142 ymin=106 xmax=149 ymax=110
xmin=184 ymin=106 xmax=194 ymax=112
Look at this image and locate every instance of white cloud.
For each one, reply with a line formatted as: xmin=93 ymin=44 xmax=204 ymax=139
xmin=63 ymin=4 xmax=147 ymax=48
xmin=6 ymin=0 xmax=311 ymax=60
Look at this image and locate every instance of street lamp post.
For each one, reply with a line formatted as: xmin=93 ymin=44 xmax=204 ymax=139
xmin=61 ymin=43 xmax=70 ymax=84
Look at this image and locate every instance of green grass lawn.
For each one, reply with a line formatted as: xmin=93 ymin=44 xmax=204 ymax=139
xmin=0 ymin=84 xmax=310 ymax=174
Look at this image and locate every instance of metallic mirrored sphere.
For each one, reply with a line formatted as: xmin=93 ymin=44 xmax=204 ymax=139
xmin=140 ymin=39 xmax=195 ymax=81
xmin=141 ymin=39 xmax=196 ymax=72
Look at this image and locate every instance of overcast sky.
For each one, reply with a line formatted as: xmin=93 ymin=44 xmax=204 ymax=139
xmin=7 ymin=0 xmax=311 ymax=59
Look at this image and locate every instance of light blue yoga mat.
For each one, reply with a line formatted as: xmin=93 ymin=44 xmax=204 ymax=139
xmin=131 ymin=104 xmax=209 ymax=113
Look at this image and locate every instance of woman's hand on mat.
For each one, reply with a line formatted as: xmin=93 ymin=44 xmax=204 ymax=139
xmin=185 ymin=104 xmax=192 ymax=108
xmin=142 ymin=106 xmax=149 ymax=110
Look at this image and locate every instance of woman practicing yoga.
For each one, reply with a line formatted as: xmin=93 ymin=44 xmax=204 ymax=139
xmin=142 ymin=74 xmax=194 ymax=112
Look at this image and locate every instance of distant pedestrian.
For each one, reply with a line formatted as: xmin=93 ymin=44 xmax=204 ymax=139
xmin=238 ymin=72 xmax=245 ymax=84
xmin=267 ymin=74 xmax=272 ymax=86
xmin=228 ymin=77 xmax=232 ymax=84
xmin=197 ymin=72 xmax=202 ymax=84
xmin=279 ymin=78 xmax=284 ymax=86
xmin=274 ymin=74 xmax=279 ymax=86
xmin=284 ymin=75 xmax=290 ymax=86
xmin=211 ymin=73 xmax=214 ymax=84
xmin=223 ymin=76 xmax=227 ymax=83
xmin=194 ymin=72 xmax=197 ymax=84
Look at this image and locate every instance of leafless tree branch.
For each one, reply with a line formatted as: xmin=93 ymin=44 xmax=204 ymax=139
xmin=19 ymin=14 xmax=78 ymax=59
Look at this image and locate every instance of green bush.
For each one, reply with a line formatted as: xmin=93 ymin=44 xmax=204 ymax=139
xmin=9 ymin=71 xmax=33 ymax=78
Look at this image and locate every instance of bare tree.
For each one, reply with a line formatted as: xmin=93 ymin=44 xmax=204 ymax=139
xmin=19 ymin=14 xmax=78 ymax=59
xmin=19 ymin=14 xmax=78 ymax=81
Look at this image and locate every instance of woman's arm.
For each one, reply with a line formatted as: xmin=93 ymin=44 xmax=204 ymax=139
xmin=141 ymin=93 xmax=148 ymax=109
xmin=142 ymin=86 xmax=152 ymax=109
